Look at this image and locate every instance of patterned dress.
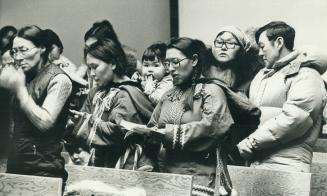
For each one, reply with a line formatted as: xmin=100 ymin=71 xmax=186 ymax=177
xmin=74 ymin=81 xmax=154 ymax=169
xmin=148 ymin=83 xmax=234 ymax=196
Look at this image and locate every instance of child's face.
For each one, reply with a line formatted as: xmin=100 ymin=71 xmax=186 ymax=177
xmin=142 ymin=57 xmax=167 ymax=81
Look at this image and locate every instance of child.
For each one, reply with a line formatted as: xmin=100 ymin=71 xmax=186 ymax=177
xmin=141 ymin=42 xmax=173 ymax=105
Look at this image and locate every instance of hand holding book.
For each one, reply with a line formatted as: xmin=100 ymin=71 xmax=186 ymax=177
xmin=120 ymin=120 xmax=165 ymax=136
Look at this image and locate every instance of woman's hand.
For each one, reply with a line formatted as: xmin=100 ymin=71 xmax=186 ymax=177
xmin=69 ymin=109 xmax=91 ymax=123
xmin=120 ymin=119 xmax=147 ymax=132
xmin=69 ymin=109 xmax=86 ymax=119
xmin=0 ymin=66 xmax=26 ymax=93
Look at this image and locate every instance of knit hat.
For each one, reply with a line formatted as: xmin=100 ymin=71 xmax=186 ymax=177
xmin=215 ymin=26 xmax=251 ymax=52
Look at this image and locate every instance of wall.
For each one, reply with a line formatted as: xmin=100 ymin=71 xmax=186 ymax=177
xmin=0 ymin=0 xmax=170 ymax=64
xmin=179 ymin=0 xmax=327 ymax=51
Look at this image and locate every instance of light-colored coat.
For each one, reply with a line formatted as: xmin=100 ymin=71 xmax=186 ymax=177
xmin=248 ymin=51 xmax=326 ymax=172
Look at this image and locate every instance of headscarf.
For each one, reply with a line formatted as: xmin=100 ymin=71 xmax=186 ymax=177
xmin=215 ymin=26 xmax=251 ymax=52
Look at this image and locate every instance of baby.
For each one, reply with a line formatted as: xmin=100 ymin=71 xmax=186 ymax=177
xmin=141 ymin=42 xmax=173 ymax=105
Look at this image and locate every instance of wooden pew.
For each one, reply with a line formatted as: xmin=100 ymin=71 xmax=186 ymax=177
xmin=227 ymin=165 xmax=311 ymax=196
xmin=313 ymin=138 xmax=327 ymax=152
xmin=65 ymin=165 xmax=193 ymax=196
xmin=0 ymin=173 xmax=62 ymax=196
xmin=312 ymin=152 xmax=327 ymax=163
xmin=311 ymin=162 xmax=327 ymax=196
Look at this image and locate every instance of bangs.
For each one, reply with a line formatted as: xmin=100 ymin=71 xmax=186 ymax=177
xmin=142 ymin=49 xmax=157 ymax=62
xmin=142 ymin=42 xmax=167 ymax=62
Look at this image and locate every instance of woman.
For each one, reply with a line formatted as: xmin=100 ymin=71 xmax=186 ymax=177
xmin=209 ymin=26 xmax=262 ymax=94
xmin=138 ymin=38 xmax=236 ymax=195
xmin=71 ymin=38 xmax=154 ymax=170
xmin=76 ymin=20 xmax=128 ymax=85
xmin=0 ymin=25 xmax=72 ymax=181
xmin=207 ymin=26 xmax=262 ymax=166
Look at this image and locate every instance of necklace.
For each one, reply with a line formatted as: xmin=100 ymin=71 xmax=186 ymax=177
xmin=166 ymin=87 xmax=187 ymax=125
xmin=167 ymin=88 xmax=184 ymax=102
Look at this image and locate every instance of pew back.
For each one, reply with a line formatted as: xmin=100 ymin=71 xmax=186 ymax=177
xmin=311 ymin=162 xmax=327 ymax=196
xmin=313 ymin=152 xmax=327 ymax=163
xmin=0 ymin=173 xmax=62 ymax=196
xmin=313 ymin=139 xmax=327 ymax=152
xmin=65 ymin=165 xmax=193 ymax=196
xmin=227 ymin=165 xmax=311 ymax=196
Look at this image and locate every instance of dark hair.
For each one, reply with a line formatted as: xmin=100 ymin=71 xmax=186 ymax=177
xmin=167 ymin=37 xmax=209 ymax=110
xmin=0 ymin=25 xmax=17 ymax=54
xmin=1 ymin=42 xmax=13 ymax=56
xmin=84 ymin=20 xmax=120 ymax=45
xmin=0 ymin=25 xmax=17 ymax=36
xmin=123 ymin=45 xmax=139 ymax=77
xmin=83 ymin=20 xmax=126 ymax=64
xmin=43 ymin=29 xmax=64 ymax=54
xmin=16 ymin=25 xmax=49 ymax=63
xmin=85 ymin=38 xmax=127 ymax=76
xmin=142 ymin=42 xmax=167 ymax=62
xmin=255 ymin=21 xmax=295 ymax=50
xmin=0 ymin=25 xmax=17 ymax=40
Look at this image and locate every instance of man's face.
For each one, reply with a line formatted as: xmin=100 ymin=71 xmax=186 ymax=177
xmin=258 ymin=31 xmax=280 ymax=68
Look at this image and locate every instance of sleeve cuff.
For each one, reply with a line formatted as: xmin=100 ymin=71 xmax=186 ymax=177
xmin=165 ymin=124 xmax=179 ymax=149
xmin=248 ymin=127 xmax=279 ymax=150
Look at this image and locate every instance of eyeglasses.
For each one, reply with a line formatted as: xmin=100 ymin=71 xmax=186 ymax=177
xmin=213 ymin=40 xmax=239 ymax=49
xmin=163 ymin=58 xmax=189 ymax=69
xmin=10 ymin=47 xmax=37 ymax=57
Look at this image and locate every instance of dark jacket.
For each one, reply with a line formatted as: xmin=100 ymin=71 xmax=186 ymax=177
xmin=7 ymin=64 xmax=71 ymax=180
xmin=74 ymin=81 xmax=154 ymax=168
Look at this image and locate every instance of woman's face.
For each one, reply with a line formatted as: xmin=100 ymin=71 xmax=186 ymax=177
xmin=142 ymin=57 xmax=167 ymax=81
xmin=165 ymin=48 xmax=195 ymax=86
xmin=12 ymin=37 xmax=44 ymax=73
xmin=86 ymin=53 xmax=115 ymax=87
xmin=212 ymin=32 xmax=241 ymax=64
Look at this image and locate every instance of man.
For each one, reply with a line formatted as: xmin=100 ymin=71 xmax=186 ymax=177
xmin=237 ymin=21 xmax=326 ymax=172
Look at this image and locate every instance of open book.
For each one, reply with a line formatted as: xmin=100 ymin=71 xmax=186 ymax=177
xmin=120 ymin=120 xmax=165 ymax=139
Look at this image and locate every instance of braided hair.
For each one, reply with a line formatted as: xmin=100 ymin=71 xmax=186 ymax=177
xmin=167 ymin=37 xmax=209 ymax=111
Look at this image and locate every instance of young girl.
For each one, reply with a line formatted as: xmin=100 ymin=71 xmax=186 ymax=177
xmin=141 ymin=42 xmax=173 ymax=105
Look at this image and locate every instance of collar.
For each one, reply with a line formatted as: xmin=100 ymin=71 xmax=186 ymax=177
xmin=99 ymin=80 xmax=142 ymax=91
xmin=263 ymin=50 xmax=304 ymax=77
